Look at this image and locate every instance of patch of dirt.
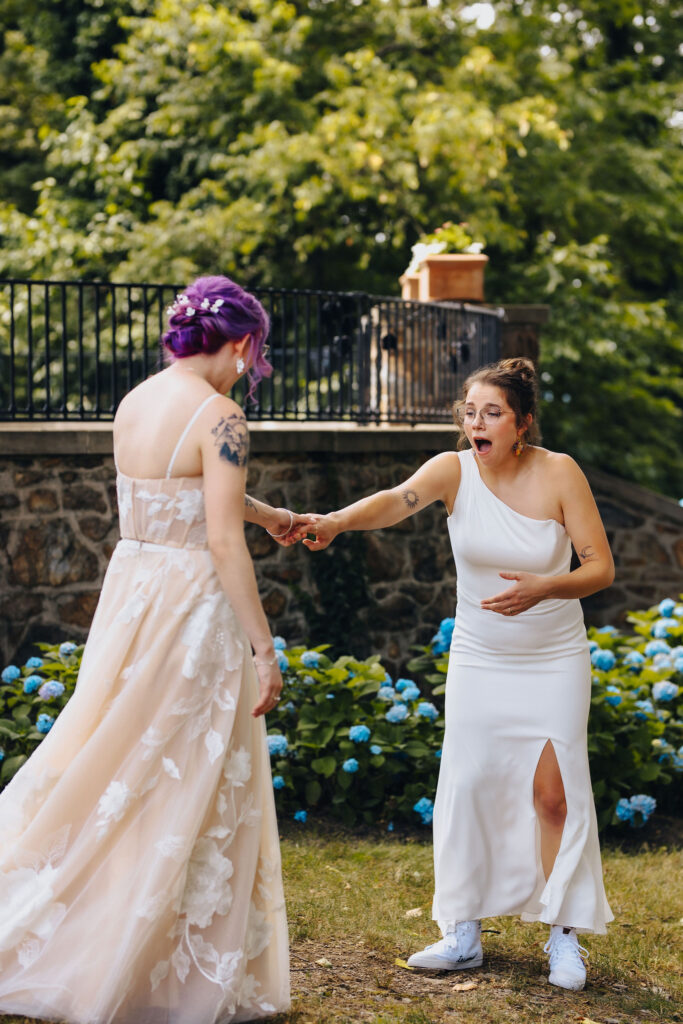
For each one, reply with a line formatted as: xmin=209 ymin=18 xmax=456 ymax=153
xmin=269 ymin=938 xmax=679 ymax=1024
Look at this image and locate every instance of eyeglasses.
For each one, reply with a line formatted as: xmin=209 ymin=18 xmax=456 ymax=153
xmin=455 ymin=403 xmax=510 ymax=425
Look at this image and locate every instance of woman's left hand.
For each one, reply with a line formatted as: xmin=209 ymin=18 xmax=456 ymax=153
xmin=481 ymin=571 xmax=550 ymax=616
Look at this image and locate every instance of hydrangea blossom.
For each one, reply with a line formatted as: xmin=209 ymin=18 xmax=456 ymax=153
xmin=1 ymin=665 xmax=20 ymax=684
xmin=634 ymin=699 xmax=654 ymax=720
xmin=431 ymin=634 xmax=449 ymax=655
xmin=301 ymin=650 xmax=321 ymax=668
xmin=342 ymin=758 xmax=359 ymax=773
xmin=302 ymin=675 xmax=316 ymax=685
xmin=273 ymin=636 xmax=287 ymax=650
xmin=652 ymin=653 xmax=673 ymax=669
xmin=25 ymin=656 xmax=43 ymax=669
xmin=283 ymin=701 xmax=295 ymax=712
xmin=36 ymin=713 xmax=54 ymax=734
xmin=23 ymin=675 xmax=42 ymax=695
xmin=674 ymin=656 xmax=683 ymax=674
xmin=385 ymin=704 xmax=409 ymax=723
xmin=644 ymin=639 xmax=670 ymax=658
xmin=588 ymin=640 xmax=598 ymax=653
xmin=272 ymin=775 xmax=285 ymax=790
xmin=605 ymin=685 xmax=622 ymax=707
xmin=267 ymin=734 xmax=288 ymax=757
xmin=416 ymin=701 xmax=439 ymax=722
xmin=0 ymin=748 xmax=4 ymax=762
xmin=370 ymin=744 xmax=382 ymax=755
xmin=396 ymin=684 xmax=420 ymax=702
xmin=658 ymin=598 xmax=676 ymax=618
xmin=377 ymin=686 xmax=395 ymax=701
xmin=276 ymin=651 xmax=289 ymax=672
xmin=435 ymin=747 xmax=442 ymax=759
xmin=439 ymin=617 xmax=455 ymax=641
xmin=652 ymin=618 xmax=673 ymax=639
xmin=383 ymin=672 xmax=393 ymax=684
xmin=652 ymin=681 xmax=679 ymax=702
xmin=413 ymin=797 xmax=434 ymax=825
xmin=59 ymin=642 xmax=77 ymax=657
xmin=590 ymin=648 xmax=616 ymax=671
xmin=596 ymin=625 xmax=617 ymax=635
xmin=293 ymin=810 xmax=307 ymax=823
xmin=616 ymin=795 xmax=657 ymax=825
xmin=395 ymin=678 xmax=414 ymax=693
xmin=349 ymin=725 xmax=371 ymax=743
xmin=674 ymin=604 xmax=683 ymax=618
xmin=623 ymin=650 xmax=645 ymax=670
xmin=38 ymin=680 xmax=65 ymax=700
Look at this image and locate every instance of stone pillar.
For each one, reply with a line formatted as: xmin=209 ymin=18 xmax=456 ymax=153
xmin=498 ymin=304 xmax=550 ymax=364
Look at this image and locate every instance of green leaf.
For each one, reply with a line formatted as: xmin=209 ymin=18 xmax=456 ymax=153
xmin=305 ymin=779 xmax=322 ymax=805
xmin=311 ymin=756 xmax=337 ymax=777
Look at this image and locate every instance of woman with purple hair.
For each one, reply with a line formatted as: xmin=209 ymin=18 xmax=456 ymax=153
xmin=0 ymin=276 xmax=300 ymax=1023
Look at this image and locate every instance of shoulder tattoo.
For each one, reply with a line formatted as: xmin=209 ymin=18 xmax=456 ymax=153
xmin=402 ymin=489 xmax=419 ymax=510
xmin=211 ymin=414 xmax=250 ymax=468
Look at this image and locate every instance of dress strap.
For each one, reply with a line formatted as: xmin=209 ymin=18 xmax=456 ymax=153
xmin=166 ymin=394 xmax=220 ymax=479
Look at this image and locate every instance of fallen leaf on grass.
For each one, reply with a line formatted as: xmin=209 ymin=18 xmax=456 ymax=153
xmin=395 ymin=958 xmax=415 ymax=971
xmin=578 ymin=1018 xmax=604 ymax=1024
xmin=452 ymin=980 xmax=478 ymax=992
xmin=315 ymin=957 xmax=333 ymax=968
xmin=405 ymin=908 xmax=423 ymax=918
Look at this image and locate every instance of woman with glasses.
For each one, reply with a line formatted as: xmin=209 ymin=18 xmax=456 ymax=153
xmin=304 ymin=356 xmax=614 ymax=991
xmin=0 ymin=276 xmax=307 ymax=1023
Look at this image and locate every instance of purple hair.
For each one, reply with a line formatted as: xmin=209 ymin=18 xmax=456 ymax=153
xmin=162 ymin=275 xmax=271 ymax=398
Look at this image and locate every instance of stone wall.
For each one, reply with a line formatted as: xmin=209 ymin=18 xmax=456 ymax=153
xmin=1 ymin=423 xmax=682 ymax=672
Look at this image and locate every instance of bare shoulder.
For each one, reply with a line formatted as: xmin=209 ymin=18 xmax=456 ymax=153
xmin=534 ymin=448 xmax=584 ymax=481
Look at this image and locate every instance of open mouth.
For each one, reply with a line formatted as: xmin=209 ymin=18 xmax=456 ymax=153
xmin=473 ymin=437 xmax=492 ymax=454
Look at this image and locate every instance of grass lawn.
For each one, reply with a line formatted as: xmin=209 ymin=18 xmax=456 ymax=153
xmin=1 ymin=823 xmax=680 ymax=1024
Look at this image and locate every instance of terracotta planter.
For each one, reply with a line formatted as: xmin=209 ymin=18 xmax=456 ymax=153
xmin=417 ymin=253 xmax=488 ymax=303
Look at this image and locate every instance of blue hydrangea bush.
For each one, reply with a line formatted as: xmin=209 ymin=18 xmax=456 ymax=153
xmin=0 ymin=642 xmax=81 ymax=784
xmin=2 ymin=598 xmax=681 ymax=832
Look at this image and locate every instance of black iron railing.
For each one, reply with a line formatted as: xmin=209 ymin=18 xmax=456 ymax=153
xmin=0 ymin=280 xmax=502 ymax=423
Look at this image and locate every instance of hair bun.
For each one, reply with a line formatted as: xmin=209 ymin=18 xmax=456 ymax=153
xmin=499 ymin=357 xmax=536 ymax=383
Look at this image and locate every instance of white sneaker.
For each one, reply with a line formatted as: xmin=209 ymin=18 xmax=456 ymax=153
xmin=407 ymin=920 xmax=483 ymax=970
xmin=544 ymin=926 xmax=588 ymax=990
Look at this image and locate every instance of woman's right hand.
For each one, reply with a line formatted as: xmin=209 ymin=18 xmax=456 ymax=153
xmin=301 ymin=512 xmax=341 ymax=551
xmin=252 ymin=660 xmax=283 ymax=717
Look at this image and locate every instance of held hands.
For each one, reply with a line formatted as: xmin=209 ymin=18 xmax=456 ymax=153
xmin=301 ymin=513 xmax=340 ymax=551
xmin=481 ymin=571 xmax=550 ymax=617
xmin=267 ymin=509 xmax=317 ymax=546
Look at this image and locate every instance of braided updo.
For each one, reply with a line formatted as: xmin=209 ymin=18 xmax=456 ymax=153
xmin=162 ymin=275 xmax=271 ymax=397
xmin=455 ymin=357 xmax=540 ymax=448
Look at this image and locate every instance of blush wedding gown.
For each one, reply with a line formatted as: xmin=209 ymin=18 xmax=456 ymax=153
xmin=0 ymin=394 xmax=290 ymax=1023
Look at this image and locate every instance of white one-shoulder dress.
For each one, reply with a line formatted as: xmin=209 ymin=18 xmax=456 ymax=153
xmin=432 ymin=449 xmax=613 ymax=934
xmin=0 ymin=395 xmax=290 ymax=1023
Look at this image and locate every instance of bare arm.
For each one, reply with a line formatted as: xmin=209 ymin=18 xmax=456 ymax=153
xmin=243 ymin=494 xmax=314 ymax=546
xmin=545 ymin=457 xmax=615 ymax=598
xmin=303 ymin=452 xmax=461 ymax=550
xmin=201 ymin=398 xmax=282 ymax=716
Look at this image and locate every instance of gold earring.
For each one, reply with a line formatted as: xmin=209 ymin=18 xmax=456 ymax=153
xmin=513 ymin=434 xmax=526 ymax=457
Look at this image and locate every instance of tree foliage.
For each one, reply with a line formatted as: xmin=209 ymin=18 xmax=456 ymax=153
xmin=0 ymin=0 xmax=681 ymax=493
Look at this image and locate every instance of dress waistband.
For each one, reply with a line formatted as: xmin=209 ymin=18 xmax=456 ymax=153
xmin=117 ymin=538 xmax=208 ymax=554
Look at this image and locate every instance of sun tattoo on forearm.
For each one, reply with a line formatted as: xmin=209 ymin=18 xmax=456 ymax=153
xmin=402 ymin=489 xmax=419 ymax=510
xmin=578 ymin=545 xmax=597 ymax=562
xmin=211 ymin=415 xmax=250 ymax=467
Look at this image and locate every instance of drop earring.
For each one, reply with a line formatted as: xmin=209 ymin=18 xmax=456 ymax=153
xmin=236 ymin=357 xmax=245 ymax=375
xmin=513 ymin=434 xmax=526 ymax=457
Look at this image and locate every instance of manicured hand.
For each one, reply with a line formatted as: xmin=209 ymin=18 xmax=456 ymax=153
xmin=481 ymin=571 xmax=550 ymax=616
xmin=302 ymin=512 xmax=340 ymax=551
